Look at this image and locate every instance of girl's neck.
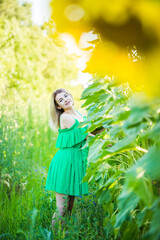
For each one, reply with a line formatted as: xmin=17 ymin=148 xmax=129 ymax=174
xmin=64 ymin=108 xmax=77 ymax=116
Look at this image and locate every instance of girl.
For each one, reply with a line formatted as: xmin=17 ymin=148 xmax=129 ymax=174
xmin=45 ymin=88 xmax=92 ymax=228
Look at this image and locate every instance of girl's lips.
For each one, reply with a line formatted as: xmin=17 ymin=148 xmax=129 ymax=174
xmin=66 ymin=100 xmax=71 ymax=105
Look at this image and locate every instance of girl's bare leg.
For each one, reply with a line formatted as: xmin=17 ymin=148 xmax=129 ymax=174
xmin=52 ymin=192 xmax=67 ymax=228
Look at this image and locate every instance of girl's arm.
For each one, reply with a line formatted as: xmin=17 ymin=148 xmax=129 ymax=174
xmin=85 ymin=133 xmax=95 ymax=139
xmin=86 ymin=132 xmax=112 ymax=146
xmin=88 ymin=133 xmax=95 ymax=137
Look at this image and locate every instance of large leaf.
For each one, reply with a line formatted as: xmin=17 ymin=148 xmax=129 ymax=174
xmin=127 ymin=145 xmax=160 ymax=180
xmin=115 ymin=190 xmax=140 ymax=227
xmin=97 ymin=189 xmax=112 ymax=204
xmin=81 ymin=89 xmax=107 ymax=107
xmin=124 ymin=105 xmax=150 ymax=129
xmin=103 ymin=134 xmax=137 ymax=153
xmin=102 ymin=202 xmax=114 ymax=216
xmin=140 ymin=120 xmax=160 ymax=143
xmin=108 ymin=124 xmax=123 ymax=138
xmin=136 ymin=207 xmax=152 ymax=228
xmin=87 ymin=139 xmax=104 ymax=163
xmin=80 ymin=79 xmax=104 ymax=99
xmin=120 ymin=221 xmax=139 ymax=240
xmin=145 ymin=200 xmax=160 ymax=240
xmin=82 ymin=161 xmax=103 ymax=182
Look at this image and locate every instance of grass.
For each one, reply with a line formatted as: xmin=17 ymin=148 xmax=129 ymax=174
xmin=0 ymin=104 xmax=106 ymax=239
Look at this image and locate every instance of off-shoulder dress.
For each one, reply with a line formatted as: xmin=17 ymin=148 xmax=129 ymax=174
xmin=45 ymin=113 xmax=89 ymax=196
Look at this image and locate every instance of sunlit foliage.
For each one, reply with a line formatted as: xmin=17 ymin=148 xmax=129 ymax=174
xmin=0 ymin=0 xmax=83 ymax=112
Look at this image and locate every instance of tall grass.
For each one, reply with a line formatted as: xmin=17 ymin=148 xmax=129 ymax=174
xmin=0 ymin=103 xmax=106 ymax=239
xmin=0 ymin=103 xmax=54 ymax=235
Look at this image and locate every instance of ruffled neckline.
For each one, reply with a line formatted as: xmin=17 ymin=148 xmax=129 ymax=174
xmin=58 ymin=116 xmax=86 ymax=133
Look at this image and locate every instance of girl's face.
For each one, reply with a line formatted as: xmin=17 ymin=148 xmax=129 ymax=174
xmin=55 ymin=91 xmax=73 ymax=110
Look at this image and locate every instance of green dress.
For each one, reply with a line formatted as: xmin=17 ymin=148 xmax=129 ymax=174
xmin=45 ymin=115 xmax=89 ymax=196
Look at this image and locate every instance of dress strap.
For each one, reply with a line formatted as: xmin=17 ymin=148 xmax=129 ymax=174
xmin=59 ymin=114 xmax=65 ymax=129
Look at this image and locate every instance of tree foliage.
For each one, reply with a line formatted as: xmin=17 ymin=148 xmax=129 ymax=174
xmin=0 ymin=0 xmax=82 ymax=111
xmin=80 ymin=78 xmax=160 ymax=239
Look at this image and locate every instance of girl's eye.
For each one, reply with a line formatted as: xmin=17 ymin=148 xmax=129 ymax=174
xmin=65 ymin=94 xmax=68 ymax=97
xmin=59 ymin=99 xmax=63 ymax=102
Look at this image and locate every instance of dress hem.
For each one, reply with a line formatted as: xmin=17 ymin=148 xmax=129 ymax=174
xmin=45 ymin=188 xmax=88 ymax=196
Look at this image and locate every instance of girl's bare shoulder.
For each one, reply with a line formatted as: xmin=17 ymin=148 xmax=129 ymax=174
xmin=60 ymin=113 xmax=75 ymax=129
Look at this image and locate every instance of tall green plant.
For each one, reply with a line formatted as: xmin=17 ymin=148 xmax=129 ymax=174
xmin=81 ymin=77 xmax=160 ymax=239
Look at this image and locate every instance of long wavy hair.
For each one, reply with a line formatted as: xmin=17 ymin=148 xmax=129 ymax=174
xmin=50 ymin=88 xmax=74 ymax=129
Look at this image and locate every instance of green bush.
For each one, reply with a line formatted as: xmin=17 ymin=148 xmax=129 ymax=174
xmin=81 ymin=77 xmax=160 ymax=240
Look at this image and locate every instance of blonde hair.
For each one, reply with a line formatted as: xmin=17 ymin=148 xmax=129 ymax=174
xmin=50 ymin=88 xmax=74 ymax=129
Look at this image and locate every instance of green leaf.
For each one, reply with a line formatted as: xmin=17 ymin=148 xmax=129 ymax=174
xmin=124 ymin=105 xmax=149 ymax=129
xmin=108 ymin=124 xmax=123 ymax=138
xmin=146 ymin=200 xmax=160 ymax=240
xmin=88 ymin=139 xmax=104 ymax=163
xmin=122 ymin=146 xmax=160 ymax=207
xmin=115 ymin=108 xmax=130 ymax=121
xmin=115 ymin=190 xmax=139 ymax=227
xmin=141 ymin=121 xmax=160 ymax=143
xmin=128 ymin=145 xmax=160 ymax=180
xmin=120 ymin=221 xmax=139 ymax=240
xmin=81 ymin=89 xmax=106 ymax=107
xmin=104 ymin=217 xmax=114 ymax=237
xmin=80 ymin=80 xmax=104 ymax=99
xmin=137 ymin=208 xmax=152 ymax=228
xmin=104 ymin=134 xmax=137 ymax=153
xmin=102 ymin=202 xmax=114 ymax=215
xmin=82 ymin=161 xmax=102 ymax=182
xmin=98 ymin=189 xmax=111 ymax=204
